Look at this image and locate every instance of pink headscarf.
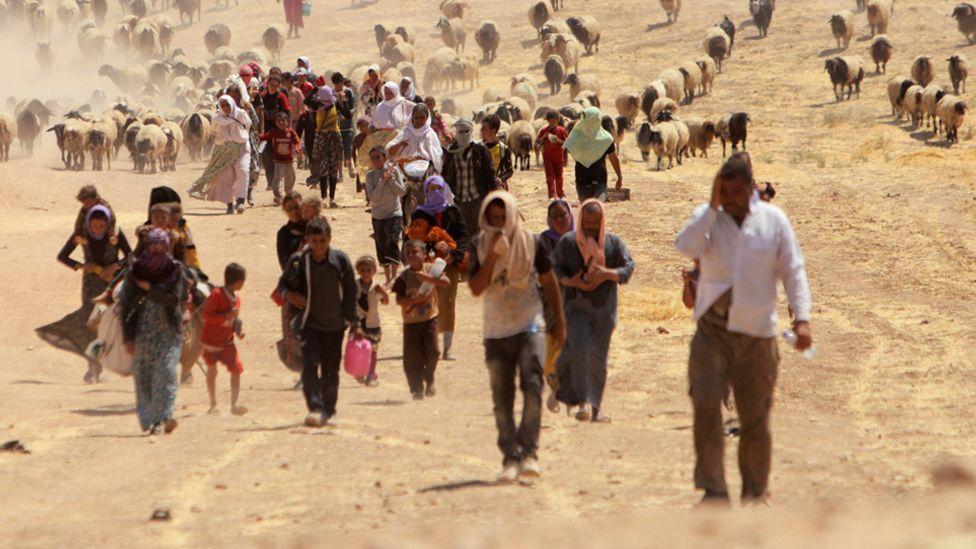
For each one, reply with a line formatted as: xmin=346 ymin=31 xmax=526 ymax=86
xmin=576 ymin=199 xmax=606 ymax=267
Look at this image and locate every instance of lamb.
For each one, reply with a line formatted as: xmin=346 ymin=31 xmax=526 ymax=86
xmin=564 ymin=73 xmax=600 ymax=102
xmin=703 ymin=27 xmax=731 ymax=73
xmin=160 ymin=120 xmax=182 ymax=171
xmin=948 ymin=54 xmax=968 ymax=94
xmin=936 ymin=94 xmax=968 ymax=144
xmin=870 ymin=35 xmax=892 ymax=73
xmin=510 ymin=82 xmax=538 ymax=113
xmin=614 ymin=92 xmax=640 ymax=122
xmin=749 ymin=0 xmax=773 ymax=38
xmin=866 ymin=0 xmax=892 ymax=37
xmin=539 ymin=19 xmax=570 ymax=41
xmin=677 ymin=61 xmax=702 ymax=103
xmin=445 ymin=53 xmax=479 ymax=91
xmin=544 ymin=55 xmax=565 ymax=95
xmin=424 ymin=47 xmax=456 ymax=91
xmin=636 ymin=121 xmax=678 ymax=170
xmin=659 ymin=0 xmax=681 ymax=23
xmin=911 ymin=55 xmax=935 ymax=87
xmin=35 ymin=42 xmax=54 ymax=71
xmin=684 ymin=117 xmax=717 ymax=158
xmin=887 ymin=75 xmax=916 ymax=119
xmin=650 ymin=97 xmax=678 ymax=123
xmin=204 ymin=23 xmax=231 ymax=55
xmin=0 ymin=114 xmax=14 ymax=162
xmin=134 ymin=123 xmax=166 ymax=173
xmin=716 ymin=112 xmax=750 ymax=156
xmin=951 ymin=3 xmax=976 ymax=44
xmin=830 ymin=10 xmax=855 ymax=49
xmin=657 ymin=68 xmax=684 ymax=102
xmin=696 ymin=57 xmax=716 ymax=94
xmin=63 ymin=119 xmax=90 ymax=171
xmin=87 ymin=121 xmax=113 ymax=171
xmin=540 ymin=34 xmax=580 ymax=73
xmin=566 ymin=16 xmax=600 ymax=55
xmin=902 ymin=84 xmax=925 ymax=127
xmin=507 ymin=120 xmax=534 ymax=170
xmin=718 ymin=16 xmax=735 ymax=53
xmin=436 ymin=16 xmax=466 ymax=53
xmin=824 ymin=56 xmax=865 ymax=101
xmin=920 ymin=84 xmax=947 ymax=132
xmin=173 ymin=0 xmax=200 ymax=24
xmin=528 ymin=1 xmax=552 ymax=38
xmin=639 ymin=80 xmax=667 ymax=119
xmin=439 ymin=0 xmax=466 ymax=18
xmin=16 ymin=109 xmax=40 ymax=157
xmin=262 ymin=24 xmax=286 ymax=63
xmin=476 ymin=21 xmax=500 ymax=64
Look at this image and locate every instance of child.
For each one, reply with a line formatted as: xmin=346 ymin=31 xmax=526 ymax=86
xmin=535 ymin=111 xmax=569 ymax=199
xmin=260 ymin=111 xmax=303 ymax=205
xmin=202 ymin=262 xmax=248 ymax=416
xmin=392 ymin=240 xmax=449 ymax=400
xmin=166 ymin=202 xmax=201 ymax=271
xmin=365 ymin=145 xmax=406 ymax=286
xmin=355 ymin=256 xmax=389 ymax=387
xmin=425 ymin=96 xmax=450 ymax=147
xmin=351 ymin=116 xmax=370 ymax=195
xmin=480 ymin=114 xmax=514 ymax=190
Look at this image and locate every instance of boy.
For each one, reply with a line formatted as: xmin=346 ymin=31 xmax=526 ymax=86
xmin=355 ymin=256 xmax=389 ymax=386
xmin=260 ymin=112 xmax=303 ymax=204
xmin=480 ymin=114 xmax=514 ymax=191
xmin=364 ymin=145 xmax=406 ymax=286
xmin=535 ymin=111 xmax=569 ymax=199
xmin=201 ymin=262 xmax=248 ymax=416
xmin=392 ymin=240 xmax=449 ymax=400
xmin=351 ymin=116 xmax=371 ymax=195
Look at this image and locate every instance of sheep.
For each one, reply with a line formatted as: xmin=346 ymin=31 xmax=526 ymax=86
xmin=866 ymin=0 xmax=892 ymax=37
xmin=503 ymin=97 xmax=532 ymax=122
xmin=436 ymin=16 xmax=466 ymax=53
xmin=98 ymin=64 xmax=148 ymax=96
xmin=576 ymin=93 xmax=600 ymax=109
xmin=440 ymin=0 xmax=466 ymax=18
xmin=132 ymin=19 xmax=159 ymax=60
xmin=830 ymin=10 xmax=855 ymax=49
xmin=63 ymin=119 xmax=90 ymax=170
xmin=703 ymin=27 xmax=731 ymax=73
xmin=445 ymin=53 xmax=479 ymax=91
xmin=142 ymin=112 xmax=165 ymax=126
xmin=101 ymin=107 xmax=128 ymax=158
xmin=395 ymin=25 xmax=415 ymax=45
xmin=209 ymin=59 xmax=235 ymax=81
xmin=660 ymin=0 xmax=681 ymax=23
xmin=511 ymin=73 xmax=536 ymax=90
xmin=637 ymin=121 xmax=678 ymax=170
xmin=424 ymin=47 xmax=456 ymax=91
xmin=113 ymin=23 xmax=132 ymax=54
xmin=397 ymin=62 xmax=418 ymax=86
xmin=16 ymin=109 xmax=40 ymax=157
xmin=511 ymin=82 xmax=538 ymax=113
xmin=79 ymin=27 xmax=108 ymax=61
xmin=540 ymin=34 xmax=580 ymax=73
xmin=657 ymin=68 xmax=684 ymax=102
xmin=696 ymin=57 xmax=716 ymax=94
xmin=558 ymin=102 xmax=585 ymax=121
xmin=180 ymin=111 xmax=210 ymax=160
xmin=824 ymin=56 xmax=865 ymax=101
xmin=528 ymin=1 xmax=552 ymax=38
xmin=870 ymin=35 xmax=892 ymax=74
xmin=134 ymin=123 xmax=166 ymax=173
xmin=507 ymin=120 xmax=534 ymax=170
xmin=655 ymin=110 xmax=689 ymax=162
xmin=373 ymin=24 xmax=391 ymax=53
xmin=382 ymin=39 xmax=416 ymax=66
xmin=639 ymin=80 xmax=667 ymax=120
xmin=718 ymin=16 xmax=736 ymax=53
xmin=615 ymin=92 xmax=640 ymax=122
xmin=87 ymin=121 xmax=113 ymax=171
xmin=539 ymin=19 xmax=570 ymax=41
xmin=936 ymin=94 xmax=968 ymax=144
xmin=566 ymin=16 xmax=600 ymax=55
xmin=123 ymin=118 xmax=143 ymax=169
xmin=607 ymin=115 xmax=630 ymax=148
xmin=684 ymin=117 xmax=717 ymax=158
xmin=650 ymin=97 xmax=678 ymax=123
xmin=160 ymin=120 xmax=182 ymax=171
xmin=483 ymin=88 xmax=505 ymax=104
xmin=677 ymin=61 xmax=702 ymax=103
xmin=475 ymin=21 xmax=500 ymax=64
xmin=920 ymin=84 xmax=947 ymax=132
xmin=204 ymin=23 xmax=231 ymax=55
xmin=543 ymin=55 xmax=566 ymax=95
xmin=887 ymin=75 xmax=916 ymax=119
xmin=952 ymin=3 xmax=976 ymax=44
xmin=749 ymin=0 xmax=773 ymax=38
xmin=948 ymin=54 xmax=969 ymax=94
xmin=35 ymin=42 xmax=54 ymax=71
xmin=262 ymin=24 xmax=286 ymax=63
xmin=91 ymin=0 xmax=107 ymax=25
xmin=30 ymin=4 xmax=52 ymax=40
xmin=716 ymin=112 xmax=750 ymax=156
xmin=902 ymin=84 xmax=925 ymax=127
xmin=0 ymin=114 xmax=14 ymax=162
xmin=562 ymin=74 xmax=600 ymax=103
xmin=911 ymin=55 xmax=935 ymax=87
xmin=154 ymin=15 xmax=174 ymax=55
xmin=173 ymin=0 xmax=200 ymax=24
xmin=55 ymin=0 xmax=79 ymax=29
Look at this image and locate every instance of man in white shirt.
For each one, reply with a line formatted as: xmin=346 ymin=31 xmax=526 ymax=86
xmin=675 ymin=155 xmax=813 ymax=505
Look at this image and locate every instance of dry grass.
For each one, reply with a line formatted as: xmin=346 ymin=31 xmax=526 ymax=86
xmin=619 ymin=286 xmax=687 ymax=323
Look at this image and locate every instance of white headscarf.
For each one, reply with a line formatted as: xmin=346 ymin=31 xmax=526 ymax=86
xmin=401 ymin=77 xmax=417 ymax=101
xmin=388 ymin=105 xmax=444 ymax=172
xmin=214 ymin=95 xmax=250 ymax=143
xmin=297 ymin=56 xmax=312 ymax=73
xmin=372 ymin=82 xmax=411 ymax=130
xmin=475 ymin=191 xmax=536 ymax=290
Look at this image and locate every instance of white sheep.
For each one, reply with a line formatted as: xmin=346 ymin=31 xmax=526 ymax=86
xmin=936 ymin=94 xmax=968 ymax=144
xmin=424 ymin=47 xmax=457 ymax=92
xmin=541 ymin=34 xmax=580 ymax=73
xmin=528 ymin=1 xmax=552 ymax=38
xmin=902 ymin=84 xmax=925 ymax=127
xmin=684 ymin=117 xmax=717 ymax=158
xmin=866 ymin=0 xmax=892 ymax=36
xmin=657 ymin=68 xmax=684 ymax=102
xmin=161 ymin=120 xmax=182 ymax=171
xmin=63 ymin=118 xmax=91 ymax=171
xmin=87 ymin=120 xmax=115 ymax=171
xmin=696 ymin=57 xmax=716 ymax=94
xmin=614 ymin=92 xmax=640 ymax=122
xmin=445 ymin=53 xmax=479 ymax=91
xmin=920 ymin=84 xmax=946 ymax=132
xmin=948 ymin=53 xmax=968 ymax=94
xmin=638 ymin=121 xmax=678 ymax=170
xmin=511 ymin=81 xmax=538 ymax=114
xmin=134 ymin=123 xmax=167 ymax=173
xmin=886 ymin=75 xmax=915 ymax=119
xmin=566 ymin=16 xmax=600 ymax=55
xmin=507 ymin=120 xmax=535 ymax=170
xmin=180 ymin=111 xmax=211 ymax=161
xmin=677 ymin=61 xmax=702 ymax=103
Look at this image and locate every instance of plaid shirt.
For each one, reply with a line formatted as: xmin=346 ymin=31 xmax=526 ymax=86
xmin=456 ymin=146 xmax=477 ymax=203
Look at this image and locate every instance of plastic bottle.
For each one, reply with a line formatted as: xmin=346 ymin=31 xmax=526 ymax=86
xmin=781 ymin=330 xmax=816 ymax=360
xmin=419 ymin=258 xmax=447 ymax=295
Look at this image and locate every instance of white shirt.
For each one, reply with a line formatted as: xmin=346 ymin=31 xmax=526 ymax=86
xmin=386 ymin=126 xmax=444 ymax=173
xmin=675 ymin=197 xmax=812 ymax=338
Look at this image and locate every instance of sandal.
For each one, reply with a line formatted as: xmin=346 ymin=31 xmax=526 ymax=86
xmin=591 ymin=411 xmax=612 ymax=423
xmin=546 ymin=391 xmax=560 ymax=413
xmin=575 ymin=403 xmax=592 ymax=422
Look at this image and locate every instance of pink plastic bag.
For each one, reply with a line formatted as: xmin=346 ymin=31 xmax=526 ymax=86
xmin=344 ymin=337 xmax=373 ymax=378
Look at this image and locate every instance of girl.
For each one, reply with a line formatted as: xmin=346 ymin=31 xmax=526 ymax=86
xmin=355 ymin=256 xmax=389 ymax=387
xmin=372 ymin=82 xmax=413 ymax=132
xmin=307 ymin=86 xmax=351 ymax=208
xmin=538 ymin=200 xmax=573 ymax=412
xmin=359 ymin=65 xmax=383 ymax=118
xmin=386 ymin=103 xmax=444 ymax=173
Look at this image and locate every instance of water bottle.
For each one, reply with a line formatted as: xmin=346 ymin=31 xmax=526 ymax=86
xmin=781 ymin=330 xmax=816 ymax=360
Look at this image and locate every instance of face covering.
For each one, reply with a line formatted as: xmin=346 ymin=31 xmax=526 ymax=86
xmin=454 ymin=119 xmax=473 ymax=148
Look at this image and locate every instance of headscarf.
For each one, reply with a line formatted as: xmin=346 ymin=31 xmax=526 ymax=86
xmin=238 ymin=65 xmax=253 ymax=86
xmin=541 ymin=199 xmax=574 ymax=246
xmin=576 ymin=199 xmax=606 ymax=267
xmin=476 ymin=191 xmax=536 ymax=290
xmin=373 ymin=82 xmax=410 ymax=130
xmin=147 ymin=186 xmax=180 ymax=222
xmin=297 ymin=56 xmax=311 ymax=73
xmin=215 ymin=94 xmax=242 ymax=125
xmin=248 ymin=61 xmax=262 ymax=79
xmin=417 ymin=175 xmax=454 ymax=216
xmin=317 ymin=85 xmax=335 ymax=108
xmin=134 ymin=227 xmax=174 ymax=280
xmin=356 ymin=115 xmax=371 ymax=127
xmin=85 ymin=205 xmax=112 ymax=241
xmin=366 ymin=64 xmax=380 ymax=81
xmin=401 ymin=77 xmax=416 ymax=101
xmin=454 ymin=118 xmax=473 ymax=149
xmin=564 ymin=107 xmax=614 ymax=168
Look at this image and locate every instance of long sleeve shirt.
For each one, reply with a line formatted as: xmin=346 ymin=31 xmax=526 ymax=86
xmin=675 ymin=198 xmax=812 ymax=338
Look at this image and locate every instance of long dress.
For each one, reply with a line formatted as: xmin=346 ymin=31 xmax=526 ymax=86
xmin=189 ymin=105 xmax=251 ymax=203
xmin=132 ymin=298 xmax=184 ymax=431
xmin=283 ymin=0 xmax=303 ymax=28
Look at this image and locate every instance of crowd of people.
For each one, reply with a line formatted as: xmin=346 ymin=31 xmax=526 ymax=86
xmin=39 ymin=53 xmax=814 ymax=505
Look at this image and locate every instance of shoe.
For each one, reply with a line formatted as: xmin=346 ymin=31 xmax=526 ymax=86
xmin=163 ymin=418 xmax=178 ymax=434
xmin=411 ymin=391 xmax=424 ymax=401
xmin=304 ymin=412 xmax=323 ymax=427
xmin=226 ymin=204 xmax=234 ymax=214
xmin=575 ymin=403 xmax=592 ymax=422
xmin=424 ymin=383 xmax=436 ymax=398
xmin=321 ymin=411 xmax=334 ymax=425
xmin=498 ymin=462 xmax=520 ymax=483
xmin=591 ymin=411 xmax=612 ymax=423
xmin=365 ymin=379 xmax=379 ymax=387
xmin=519 ymin=457 xmax=542 ymax=479
xmin=235 ymin=204 xmax=245 ymax=214
xmin=329 ymin=200 xmax=338 ymax=209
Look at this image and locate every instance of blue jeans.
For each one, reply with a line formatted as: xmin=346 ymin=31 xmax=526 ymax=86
xmin=485 ymin=331 xmax=544 ymax=465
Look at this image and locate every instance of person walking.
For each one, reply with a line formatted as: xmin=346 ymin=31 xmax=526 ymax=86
xmin=279 ymin=0 xmax=303 ymax=38
xmin=535 ymin=112 xmax=569 ymax=199
xmin=468 ymin=191 xmax=565 ymax=482
xmin=188 ymin=95 xmax=252 ymax=214
xmin=306 ymin=86 xmax=352 ymax=208
xmin=675 ymin=156 xmax=812 ymax=505
xmin=538 ymin=199 xmax=573 ymax=412
xmin=552 ymin=199 xmax=635 ymax=423
xmin=255 ymin=75 xmax=292 ymax=196
xmin=564 ymin=107 xmax=622 ymax=202
xmin=364 ymin=146 xmax=406 ymax=286
xmin=332 ymin=73 xmax=357 ymax=183
xmin=442 ymin=118 xmax=495 ymax=235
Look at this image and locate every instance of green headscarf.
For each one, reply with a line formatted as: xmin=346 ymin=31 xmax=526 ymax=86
xmin=564 ymin=107 xmax=614 ymax=168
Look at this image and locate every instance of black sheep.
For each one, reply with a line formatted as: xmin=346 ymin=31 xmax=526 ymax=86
xmin=718 ymin=15 xmax=735 ymax=53
xmin=749 ymin=0 xmax=774 ymax=38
